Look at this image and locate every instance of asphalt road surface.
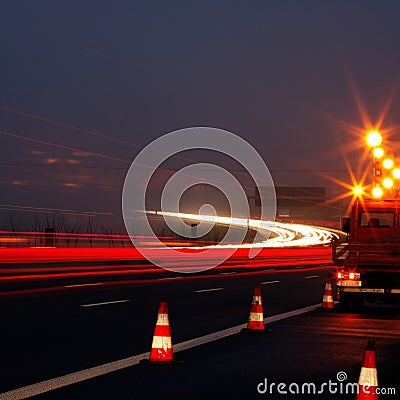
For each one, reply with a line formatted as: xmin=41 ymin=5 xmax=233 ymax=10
xmin=0 ymin=250 xmax=399 ymax=399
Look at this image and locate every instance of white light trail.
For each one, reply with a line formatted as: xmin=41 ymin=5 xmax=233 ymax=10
xmin=148 ymin=211 xmax=340 ymax=248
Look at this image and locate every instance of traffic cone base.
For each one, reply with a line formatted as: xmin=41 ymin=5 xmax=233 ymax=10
xmin=321 ymin=278 xmax=334 ymax=309
xmin=241 ymin=326 xmax=271 ymax=334
xmin=141 ymin=358 xmax=183 ymax=365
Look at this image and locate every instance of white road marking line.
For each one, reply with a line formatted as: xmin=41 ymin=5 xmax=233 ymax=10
xmin=304 ymin=275 xmax=319 ymax=279
xmin=260 ymin=280 xmax=280 ymax=285
xmin=0 ymin=303 xmax=321 ymax=400
xmin=65 ymin=283 xmax=104 ymax=288
xmin=194 ymin=288 xmax=224 ymax=293
xmin=80 ymin=300 xmax=130 ymax=308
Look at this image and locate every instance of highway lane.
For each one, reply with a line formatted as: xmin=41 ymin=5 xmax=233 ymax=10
xmin=0 ymin=265 xmax=334 ymax=395
xmin=33 ymin=308 xmax=400 ymax=400
xmin=1 ymin=251 xmax=399 ymax=400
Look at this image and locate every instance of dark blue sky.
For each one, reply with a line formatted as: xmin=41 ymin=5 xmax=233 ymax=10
xmin=1 ymin=1 xmax=400 ymax=226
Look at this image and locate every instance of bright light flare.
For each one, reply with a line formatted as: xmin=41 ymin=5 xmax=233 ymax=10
xmin=353 ymin=186 xmax=363 ymax=196
xmin=373 ymin=147 xmax=384 ymax=158
xmin=393 ymin=168 xmax=400 ymax=179
xmin=372 ymin=187 xmax=383 ymax=198
xmin=383 ymin=158 xmax=394 ymax=169
xmin=366 ymin=131 xmax=382 ymax=147
xmin=382 ymin=178 xmax=393 ymax=189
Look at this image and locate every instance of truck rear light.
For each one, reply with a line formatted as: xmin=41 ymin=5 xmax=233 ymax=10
xmin=337 ymin=271 xmax=360 ymax=280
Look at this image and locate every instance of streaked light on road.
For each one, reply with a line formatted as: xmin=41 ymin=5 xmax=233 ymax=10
xmin=152 ymin=211 xmax=339 ymax=248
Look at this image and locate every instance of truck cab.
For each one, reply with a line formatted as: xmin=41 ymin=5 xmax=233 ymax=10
xmin=333 ymin=198 xmax=400 ymax=309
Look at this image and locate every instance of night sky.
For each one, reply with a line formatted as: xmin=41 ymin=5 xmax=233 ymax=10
xmin=1 ymin=1 xmax=400 ymax=229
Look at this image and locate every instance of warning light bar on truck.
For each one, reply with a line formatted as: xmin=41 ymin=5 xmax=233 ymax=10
xmin=356 ymin=131 xmax=400 ymax=200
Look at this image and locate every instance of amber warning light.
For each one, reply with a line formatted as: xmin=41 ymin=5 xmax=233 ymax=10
xmin=366 ymin=131 xmax=383 ymax=147
xmin=361 ymin=130 xmax=400 ymax=199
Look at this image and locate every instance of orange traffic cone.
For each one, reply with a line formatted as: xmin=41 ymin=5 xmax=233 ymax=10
xmin=143 ymin=296 xmax=179 ymax=364
xmin=356 ymin=341 xmax=378 ymax=399
xmin=321 ymin=278 xmax=334 ymax=309
xmin=242 ymin=284 xmax=269 ymax=333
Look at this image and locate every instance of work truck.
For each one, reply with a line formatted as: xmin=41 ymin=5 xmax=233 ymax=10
xmin=332 ymin=131 xmax=400 ymax=309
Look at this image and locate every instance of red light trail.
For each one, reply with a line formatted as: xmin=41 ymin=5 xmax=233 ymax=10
xmin=0 ymin=246 xmax=334 ymax=298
